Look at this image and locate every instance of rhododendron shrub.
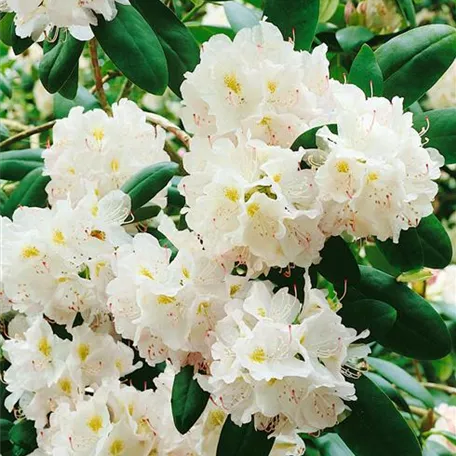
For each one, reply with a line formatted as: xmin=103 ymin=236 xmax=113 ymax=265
xmin=1 ymin=1 xmax=456 ymax=455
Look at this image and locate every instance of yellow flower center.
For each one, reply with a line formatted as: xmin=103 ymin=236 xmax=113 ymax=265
xmin=37 ymin=337 xmax=52 ymax=357
xmin=272 ymin=173 xmax=282 ymax=183
xmin=21 ymin=245 xmax=40 ymax=259
xmin=87 ymin=415 xmax=103 ymax=433
xmin=249 ymin=347 xmax=266 ymax=363
xmin=208 ymin=409 xmax=226 ymax=427
xmin=247 ymin=202 xmax=260 ymax=218
xmin=90 ymin=230 xmax=106 ymax=241
xmin=139 ymin=266 xmax=154 ymax=280
xmin=367 ymin=171 xmax=379 ymax=182
xmin=109 ymin=439 xmax=125 ymax=455
xmin=267 ymin=81 xmax=277 ymax=93
xmin=229 ymin=284 xmax=241 ymax=297
xmin=77 ymin=343 xmax=90 ymax=362
xmin=92 ymin=128 xmax=105 ymax=142
xmin=58 ymin=378 xmax=72 ymax=395
xmin=257 ymin=307 xmax=266 ymax=317
xmin=224 ymin=73 xmax=242 ymax=95
xmin=259 ymin=116 xmax=272 ymax=126
xmin=197 ymin=301 xmax=211 ymax=315
xmin=52 ymin=230 xmax=65 ymax=245
xmin=157 ymin=295 xmax=175 ymax=305
xmin=336 ymin=160 xmax=350 ymax=173
xmin=110 ymin=159 xmax=120 ymax=172
xmin=224 ymin=187 xmax=240 ymax=202
xmin=182 ymin=267 xmax=190 ymax=279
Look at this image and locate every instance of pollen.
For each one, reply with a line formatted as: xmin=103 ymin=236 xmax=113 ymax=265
xmin=110 ymin=159 xmax=120 ymax=172
xmin=77 ymin=343 xmax=90 ymax=362
xmin=91 ymin=204 xmax=99 ymax=216
xmin=87 ymin=415 xmax=103 ymax=433
xmin=247 ymin=202 xmax=260 ymax=218
xmin=182 ymin=267 xmax=190 ymax=279
xmin=92 ymin=128 xmax=105 ymax=142
xmin=52 ymin=229 xmax=65 ymax=245
xmin=57 ymin=276 xmax=69 ymax=283
xmin=157 ymin=295 xmax=176 ymax=305
xmin=257 ymin=307 xmax=266 ymax=317
xmin=95 ymin=261 xmax=106 ymax=277
xmin=115 ymin=359 xmax=123 ymax=371
xmin=197 ymin=301 xmax=211 ymax=315
xmin=229 ymin=284 xmax=241 ymax=297
xmin=223 ymin=73 xmax=242 ymax=95
xmin=21 ymin=245 xmax=40 ymax=259
xmin=37 ymin=337 xmax=52 ymax=357
xmin=259 ymin=116 xmax=272 ymax=126
xmin=273 ymin=173 xmax=282 ymax=183
xmin=109 ymin=440 xmax=125 ymax=455
xmin=139 ymin=266 xmax=154 ymax=280
xmin=224 ymin=187 xmax=240 ymax=202
xmin=249 ymin=347 xmax=266 ymax=363
xmin=128 ymin=403 xmax=134 ymax=416
xmin=367 ymin=171 xmax=379 ymax=182
xmin=336 ymin=160 xmax=350 ymax=173
xmin=58 ymin=378 xmax=72 ymax=395
xmin=267 ymin=80 xmax=277 ymax=93
xmin=90 ymin=230 xmax=106 ymax=241
xmin=68 ymin=167 xmax=76 ymax=175
xmin=208 ymin=409 xmax=226 ymax=427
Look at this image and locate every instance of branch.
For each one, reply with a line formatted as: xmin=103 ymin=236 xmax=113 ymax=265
xmin=408 ymin=405 xmax=429 ymax=418
xmin=145 ymin=112 xmax=191 ymax=149
xmin=89 ymin=39 xmax=111 ymax=115
xmin=421 ymin=382 xmax=456 ymax=395
xmin=116 ymin=79 xmax=134 ymax=103
xmin=0 ymin=119 xmax=28 ymax=132
xmin=89 ymin=70 xmax=122 ymax=95
xmin=0 ymin=120 xmax=56 ymax=150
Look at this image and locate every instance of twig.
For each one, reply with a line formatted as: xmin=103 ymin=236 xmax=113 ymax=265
xmin=412 ymin=359 xmax=423 ymax=382
xmin=89 ymin=39 xmax=111 ymax=115
xmin=145 ymin=112 xmax=191 ymax=148
xmin=0 ymin=120 xmax=56 ymax=150
xmin=116 ymin=79 xmax=134 ymax=103
xmin=89 ymin=71 xmax=122 ymax=94
xmin=182 ymin=2 xmax=205 ymax=22
xmin=409 ymin=405 xmax=429 ymax=418
xmin=0 ymin=119 xmax=28 ymax=132
xmin=421 ymin=382 xmax=456 ymax=395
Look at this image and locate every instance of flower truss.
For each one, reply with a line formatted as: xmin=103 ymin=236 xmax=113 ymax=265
xmin=0 ymin=0 xmax=129 ymax=40
xmin=0 ymin=21 xmax=445 ymax=456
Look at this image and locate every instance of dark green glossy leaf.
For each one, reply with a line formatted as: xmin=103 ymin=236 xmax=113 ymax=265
xmin=121 ymin=162 xmax=179 ymax=211
xmin=2 ymin=168 xmax=50 ymax=218
xmin=264 ymin=0 xmax=319 ymax=51
xmin=217 ymin=417 xmax=275 ymax=456
xmin=314 ymin=433 xmax=354 ymax=456
xmin=188 ymin=24 xmax=235 ymax=43
xmin=0 ymin=149 xmax=44 ymax=181
xmin=9 ymin=420 xmax=37 ymax=451
xmin=0 ymin=13 xmax=14 ymax=46
xmin=132 ymin=204 xmax=161 ymax=223
xmin=375 ymin=25 xmax=456 ymax=107
xmin=11 ymin=22 xmax=33 ymax=55
xmin=130 ymin=0 xmax=200 ymax=97
xmin=377 ymin=229 xmax=424 ymax=273
xmin=92 ymin=4 xmax=168 ymax=95
xmin=122 ymin=361 xmax=165 ymax=390
xmin=171 ymin=365 xmax=210 ymax=434
xmin=336 ymin=26 xmax=374 ymax=52
xmin=413 ymin=108 xmax=456 ymax=164
xmin=291 ymin=124 xmax=336 ymax=151
xmin=0 ymin=74 xmax=12 ymax=98
xmin=350 ymin=266 xmax=451 ymax=359
xmin=396 ymin=0 xmax=416 ymax=27
xmin=317 ymin=236 xmax=360 ymax=286
xmin=364 ymin=244 xmax=401 ymax=276
xmin=0 ymin=419 xmax=13 ymax=442
xmin=224 ymin=1 xmax=260 ymax=33
xmin=40 ymin=34 xmax=84 ymax=93
xmin=339 ymin=298 xmax=397 ymax=339
xmin=368 ymin=357 xmax=434 ymax=408
xmin=336 ymin=375 xmax=421 ymax=456
xmin=348 ymin=44 xmax=383 ymax=97
xmin=58 ymin=61 xmax=79 ymax=100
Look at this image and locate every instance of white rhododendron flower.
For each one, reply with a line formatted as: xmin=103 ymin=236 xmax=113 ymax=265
xmin=0 ymin=0 xmax=130 ymax=40
xmin=43 ymin=99 xmax=168 ymax=206
xmin=1 ymin=190 xmax=130 ymax=325
xmin=426 ymin=58 xmax=456 ymax=110
xmin=308 ymin=93 xmax=443 ymax=241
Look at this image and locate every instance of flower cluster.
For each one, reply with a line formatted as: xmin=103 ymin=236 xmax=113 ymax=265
xmin=0 ymin=0 xmax=129 ymax=40
xmin=179 ymin=21 xmax=442 ymax=271
xmin=1 ymin=191 xmax=130 ymax=326
xmin=43 ymin=99 xmax=168 ymax=206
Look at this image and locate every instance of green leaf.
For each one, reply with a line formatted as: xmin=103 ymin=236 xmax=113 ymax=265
xmin=336 ymin=375 xmax=421 ymax=456
xmin=11 ymin=22 xmax=33 ymax=55
xmin=317 ymin=236 xmax=360 ymax=286
xmin=336 ymin=26 xmax=374 ymax=53
xmin=2 ymin=168 xmax=50 ymax=218
xmin=0 ymin=149 xmax=44 ymax=181
xmin=348 ymin=44 xmax=383 ymax=97
xmin=0 ymin=73 xmax=12 ymax=98
xmin=291 ymin=124 xmax=337 ymax=150
xmin=375 ymin=25 xmax=456 ymax=107
xmin=216 ymin=418 xmax=275 ymax=456
xmin=92 ymin=4 xmax=168 ymax=95
xmin=121 ymin=162 xmax=179 ymax=211
xmin=122 ymin=361 xmax=165 ymax=390
xmin=171 ymin=365 xmax=210 ymax=434
xmin=224 ymin=1 xmax=260 ymax=33
xmin=8 ymin=420 xmax=37 ymax=451
xmin=0 ymin=419 xmax=13 ymax=442
xmin=53 ymin=86 xmax=100 ymax=119
xmin=413 ymin=108 xmax=456 ymax=164
xmin=339 ymin=298 xmax=397 ymax=339
xmin=130 ymin=0 xmax=200 ymax=97
xmin=263 ymin=0 xmax=320 ymax=51
xmin=368 ymin=357 xmax=434 ymax=408
xmin=377 ymin=229 xmax=424 ymax=273
xmin=350 ymin=266 xmax=452 ymax=359
xmin=395 ymin=0 xmax=416 ymax=27
xmin=365 ymin=244 xmax=401 ymax=277
xmin=0 ymin=13 xmax=14 ymax=46
xmin=319 ymin=0 xmax=339 ymax=22
xmin=39 ymin=34 xmax=84 ymax=94
xmin=416 ymin=215 xmax=453 ymax=269
xmin=264 ymin=265 xmax=309 ymax=302
xmin=58 ymin=61 xmax=79 ymax=100
xmin=187 ymin=24 xmax=235 ymax=43
xmin=315 ymin=433 xmax=354 ymax=456
xmin=132 ymin=204 xmax=161 ymax=223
